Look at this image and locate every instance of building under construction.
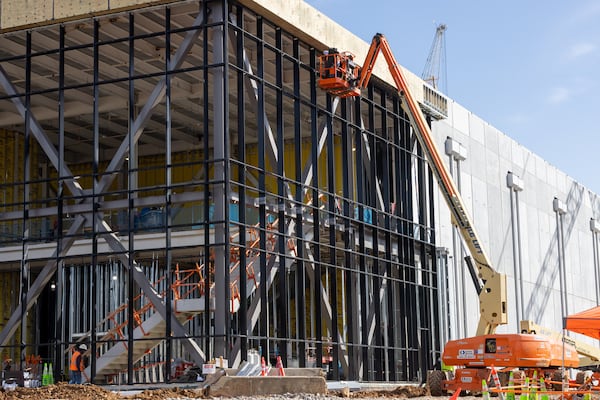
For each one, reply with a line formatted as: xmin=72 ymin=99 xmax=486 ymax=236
xmin=1 ymin=0 xmax=599 ymax=386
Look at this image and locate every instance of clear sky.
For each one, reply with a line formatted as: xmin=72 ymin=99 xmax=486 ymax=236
xmin=305 ymin=0 xmax=600 ymax=194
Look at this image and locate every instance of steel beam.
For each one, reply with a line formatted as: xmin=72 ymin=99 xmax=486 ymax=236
xmin=211 ymin=0 xmax=228 ymax=358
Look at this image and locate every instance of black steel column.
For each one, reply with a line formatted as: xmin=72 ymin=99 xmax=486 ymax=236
xmin=366 ymin=85 xmax=383 ymax=381
xmin=164 ymin=6 xmax=173 ymax=382
xmin=234 ymin=4 xmax=249 ymax=362
xmin=380 ymin=94 xmax=394 ymax=381
xmin=54 ymin=23 xmax=66 ymax=382
xmin=309 ymin=47 xmax=323 ymax=370
xmin=275 ymin=27 xmax=288 ymax=364
xmin=202 ymin=0 xmax=212 ymax=357
xmin=90 ymin=18 xmax=100 ymax=383
xmin=325 ymin=93 xmax=339 ymax=380
xmin=211 ymin=0 xmax=230 ymax=358
xmin=341 ymin=97 xmax=356 ymax=380
xmin=292 ymin=38 xmax=306 ymax=368
xmin=398 ymin=113 xmax=412 ymax=380
xmin=354 ymin=96 xmax=368 ymax=380
xmin=20 ymin=30 xmax=32 ymax=371
xmin=256 ymin=16 xmax=269 ymax=361
xmin=126 ymin=12 xmax=136 ymax=384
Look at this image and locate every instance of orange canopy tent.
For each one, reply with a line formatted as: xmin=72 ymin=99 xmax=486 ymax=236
xmin=565 ymin=306 xmax=600 ymax=340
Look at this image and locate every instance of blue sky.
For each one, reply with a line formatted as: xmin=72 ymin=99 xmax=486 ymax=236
xmin=305 ymin=0 xmax=600 ymax=194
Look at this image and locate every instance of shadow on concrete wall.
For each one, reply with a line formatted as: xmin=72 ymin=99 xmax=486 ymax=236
xmin=525 ymin=181 xmax=585 ymax=323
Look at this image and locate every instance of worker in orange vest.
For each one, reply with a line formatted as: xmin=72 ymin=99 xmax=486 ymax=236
xmin=69 ymin=344 xmax=87 ymax=384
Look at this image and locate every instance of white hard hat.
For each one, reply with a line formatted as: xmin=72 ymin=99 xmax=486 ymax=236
xmin=79 ymin=344 xmax=88 ymax=350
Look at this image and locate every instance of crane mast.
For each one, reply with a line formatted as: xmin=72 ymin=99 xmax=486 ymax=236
xmin=421 ymin=23 xmax=447 ymax=92
xmin=318 ymin=33 xmax=507 ymax=335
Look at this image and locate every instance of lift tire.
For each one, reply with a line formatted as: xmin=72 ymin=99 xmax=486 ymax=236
xmin=576 ymin=371 xmax=585 ymax=385
xmin=427 ymin=370 xmax=447 ymax=396
xmin=552 ymin=370 xmax=565 ymax=391
xmin=498 ymin=371 xmax=510 ymax=387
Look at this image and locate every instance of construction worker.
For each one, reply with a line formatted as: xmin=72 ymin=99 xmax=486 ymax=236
xmin=69 ymin=344 xmax=87 ymax=384
xmin=2 ymin=358 xmax=11 ymax=372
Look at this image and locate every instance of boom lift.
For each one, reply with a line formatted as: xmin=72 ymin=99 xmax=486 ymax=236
xmin=318 ymin=33 xmax=507 ymax=336
xmin=317 ymin=34 xmax=587 ymax=394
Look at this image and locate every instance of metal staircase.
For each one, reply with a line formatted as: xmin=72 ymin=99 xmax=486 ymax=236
xmin=82 ymin=222 xmax=277 ymax=383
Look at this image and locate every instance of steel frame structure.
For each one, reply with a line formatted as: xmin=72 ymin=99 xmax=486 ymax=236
xmin=0 ymin=0 xmax=440 ymax=383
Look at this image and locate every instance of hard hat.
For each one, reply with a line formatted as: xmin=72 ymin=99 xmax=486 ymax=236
xmin=79 ymin=344 xmax=88 ymax=350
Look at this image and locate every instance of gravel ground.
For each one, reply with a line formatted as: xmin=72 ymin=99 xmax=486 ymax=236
xmin=0 ymin=382 xmax=465 ymax=400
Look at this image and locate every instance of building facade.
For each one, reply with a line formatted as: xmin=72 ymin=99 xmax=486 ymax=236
xmin=0 ymin=0 xmax=441 ymax=384
xmin=1 ymin=0 xmax=598 ymax=386
xmin=432 ymin=98 xmax=600 ymax=343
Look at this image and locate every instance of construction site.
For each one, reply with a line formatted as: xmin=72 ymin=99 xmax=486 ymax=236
xmin=1 ymin=0 xmax=600 ymax=399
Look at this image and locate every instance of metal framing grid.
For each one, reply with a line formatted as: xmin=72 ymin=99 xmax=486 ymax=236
xmin=0 ymin=0 xmax=441 ymax=384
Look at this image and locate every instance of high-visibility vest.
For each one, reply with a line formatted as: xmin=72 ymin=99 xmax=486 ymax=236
xmin=70 ymin=351 xmax=83 ymax=371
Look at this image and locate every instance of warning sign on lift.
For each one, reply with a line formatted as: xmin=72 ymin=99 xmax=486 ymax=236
xmin=457 ymin=349 xmax=475 ymax=359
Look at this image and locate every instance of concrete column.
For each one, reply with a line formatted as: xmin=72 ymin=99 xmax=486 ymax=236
xmin=507 ymin=171 xmax=524 ymax=327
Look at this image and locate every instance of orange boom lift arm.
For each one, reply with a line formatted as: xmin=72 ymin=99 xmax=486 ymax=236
xmin=318 ymin=33 xmax=507 ymax=336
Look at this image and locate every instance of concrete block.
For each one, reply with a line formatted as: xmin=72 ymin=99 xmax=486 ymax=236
xmin=1 ymin=0 xmax=52 ymax=29
xmin=54 ymin=0 xmax=109 ymax=20
xmin=110 ymin=0 xmax=172 ymax=9
xmin=208 ymin=375 xmax=328 ymax=397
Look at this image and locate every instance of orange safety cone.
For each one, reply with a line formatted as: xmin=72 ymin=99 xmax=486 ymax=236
xmin=260 ymin=356 xmax=268 ymax=376
xmin=449 ymin=387 xmax=462 ymax=400
xmin=275 ymin=355 xmax=285 ymax=376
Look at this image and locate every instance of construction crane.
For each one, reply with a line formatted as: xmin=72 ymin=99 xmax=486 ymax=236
xmin=421 ymin=23 xmax=447 ymax=92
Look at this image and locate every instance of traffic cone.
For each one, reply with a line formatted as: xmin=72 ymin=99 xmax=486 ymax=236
xmin=539 ymin=377 xmax=549 ymax=400
xmin=260 ymin=356 xmax=268 ymax=376
xmin=482 ymin=379 xmax=491 ymax=400
xmin=519 ymin=377 xmax=529 ymax=400
xmin=275 ymin=355 xmax=285 ymax=376
xmin=506 ymin=371 xmax=515 ymax=400
xmin=529 ymin=371 xmax=538 ymax=400
xmin=583 ymin=393 xmax=591 ymax=400
xmin=48 ymin=363 xmax=54 ymax=385
xmin=449 ymin=387 xmax=462 ymax=400
xmin=41 ymin=363 xmax=49 ymax=386
xmin=490 ymin=366 xmax=505 ymax=400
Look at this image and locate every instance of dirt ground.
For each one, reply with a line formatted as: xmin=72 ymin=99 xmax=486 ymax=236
xmin=0 ymin=382 xmax=457 ymax=400
xmin=0 ymin=382 xmax=205 ymax=400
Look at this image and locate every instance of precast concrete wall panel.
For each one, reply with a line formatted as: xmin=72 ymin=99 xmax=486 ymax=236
xmin=1 ymin=0 xmax=53 ymax=28
xmin=486 ymin=124 xmax=500 ymax=155
xmin=53 ymin=1 xmax=111 ymax=20
xmin=469 ymin=113 xmax=485 ymax=145
xmin=432 ymin=94 xmax=600 ymax=341
xmin=0 ymin=0 xmax=180 ymax=30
